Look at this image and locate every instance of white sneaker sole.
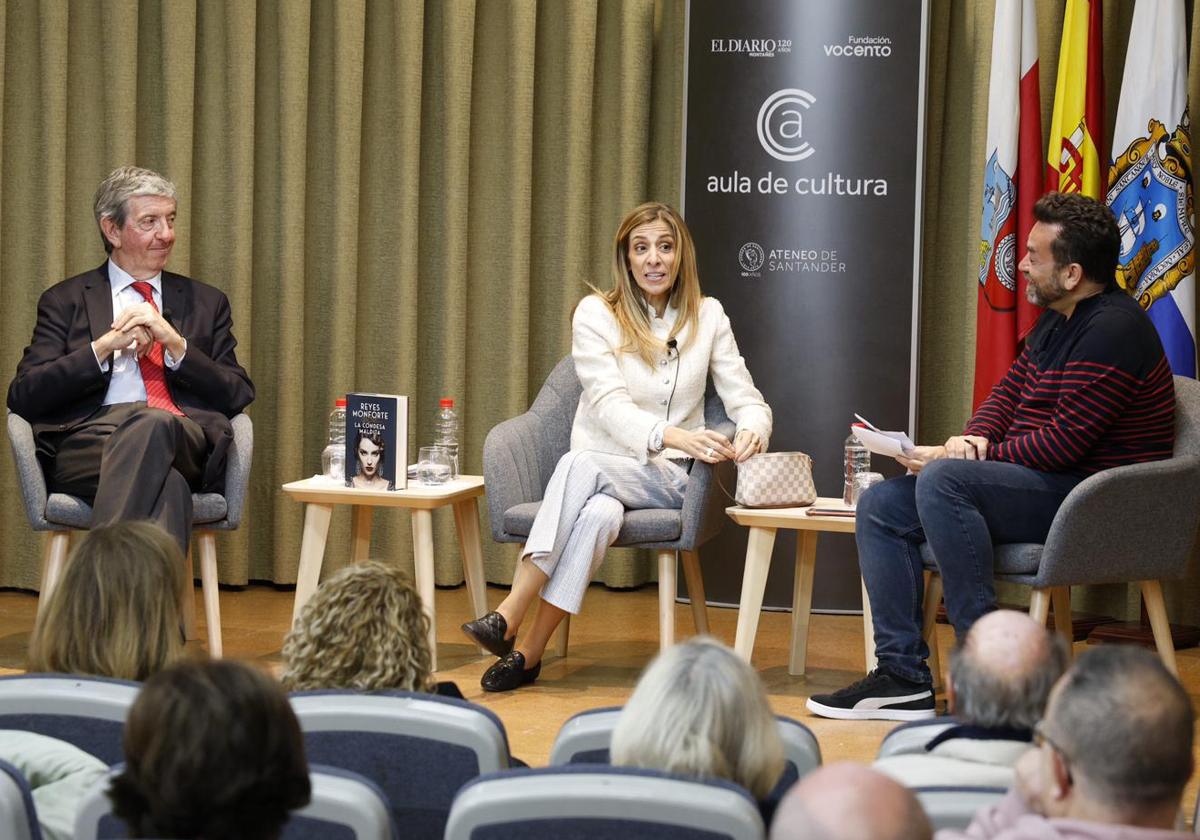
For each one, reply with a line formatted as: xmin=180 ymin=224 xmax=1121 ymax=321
xmin=805 ymin=697 xmax=937 ymax=721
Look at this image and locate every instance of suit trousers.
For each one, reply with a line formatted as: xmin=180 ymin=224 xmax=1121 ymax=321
xmin=524 ymin=450 xmax=689 ymax=614
xmin=46 ymin=402 xmax=207 ymax=552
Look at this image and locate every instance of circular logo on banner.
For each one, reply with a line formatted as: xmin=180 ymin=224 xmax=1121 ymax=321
xmin=739 ymin=242 xmax=765 ymax=273
xmin=757 ymin=88 xmax=817 ymax=162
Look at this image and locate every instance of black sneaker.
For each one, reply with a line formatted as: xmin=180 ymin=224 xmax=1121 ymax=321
xmin=806 ymin=669 xmax=935 ymax=721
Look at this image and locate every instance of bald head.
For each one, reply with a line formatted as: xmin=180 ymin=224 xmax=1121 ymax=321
xmin=950 ymin=609 xmax=1067 ymax=729
xmin=770 ymin=763 xmax=931 ymax=840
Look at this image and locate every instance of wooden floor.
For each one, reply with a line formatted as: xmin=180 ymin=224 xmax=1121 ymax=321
xmin=3 ymin=581 xmax=1200 ymax=819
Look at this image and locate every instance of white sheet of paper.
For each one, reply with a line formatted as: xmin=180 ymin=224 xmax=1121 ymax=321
xmin=851 ymin=422 xmax=915 ymax=457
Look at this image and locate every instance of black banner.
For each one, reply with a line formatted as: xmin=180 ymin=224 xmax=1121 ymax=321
xmin=683 ymin=0 xmax=929 ymax=610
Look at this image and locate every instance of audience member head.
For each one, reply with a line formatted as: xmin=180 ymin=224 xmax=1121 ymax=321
xmin=602 ymin=201 xmax=702 ymax=365
xmin=611 ymin=636 xmax=784 ymax=799
xmin=26 ymin=521 xmax=185 ymax=681
xmin=1030 ymin=191 xmax=1121 ymax=291
xmin=948 ymin=608 xmax=1068 ymax=730
xmin=770 ymin=762 xmax=932 ymax=840
xmin=281 ymin=560 xmax=436 ymax=693
xmin=110 ymin=659 xmax=311 ymax=840
xmin=93 ymin=165 xmax=178 ymax=254
xmin=1022 ymin=645 xmax=1193 ymax=827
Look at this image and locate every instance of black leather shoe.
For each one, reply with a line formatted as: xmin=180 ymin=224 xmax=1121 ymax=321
xmin=481 ymin=651 xmax=541 ymax=692
xmin=461 ymin=611 xmax=515 ymax=658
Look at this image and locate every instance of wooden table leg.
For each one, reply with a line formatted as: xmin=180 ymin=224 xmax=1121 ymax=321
xmin=291 ymin=503 xmax=333 ymax=626
xmin=453 ymin=498 xmax=489 ymax=654
xmin=411 ymin=508 xmax=438 ymax=671
xmin=733 ymin=526 xmax=777 ymax=663
xmin=197 ymin=532 xmax=222 ymax=658
xmin=182 ymin=544 xmax=198 ymax=640
xmin=350 ymin=505 xmax=374 ymax=564
xmin=789 ymin=531 xmax=818 ymax=676
xmin=862 ymin=577 xmax=877 ymax=673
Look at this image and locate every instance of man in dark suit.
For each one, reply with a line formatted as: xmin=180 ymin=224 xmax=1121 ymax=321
xmin=7 ymin=166 xmax=254 ymax=551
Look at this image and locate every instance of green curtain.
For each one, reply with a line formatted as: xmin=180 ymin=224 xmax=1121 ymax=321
xmin=1 ymin=0 xmax=1198 ymax=623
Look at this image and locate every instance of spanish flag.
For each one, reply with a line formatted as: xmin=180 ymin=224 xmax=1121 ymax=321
xmin=1046 ymin=0 xmax=1105 ymax=197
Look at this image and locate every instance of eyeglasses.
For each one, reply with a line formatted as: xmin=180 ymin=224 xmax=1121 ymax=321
xmin=1033 ymin=719 xmax=1074 ymax=784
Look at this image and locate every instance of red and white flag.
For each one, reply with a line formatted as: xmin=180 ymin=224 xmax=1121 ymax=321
xmin=974 ymin=0 xmax=1043 ymax=408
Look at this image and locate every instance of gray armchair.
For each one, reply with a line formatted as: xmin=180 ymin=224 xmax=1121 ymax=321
xmin=482 ymin=355 xmax=736 ymax=655
xmin=918 ymin=375 xmax=1200 ymax=676
xmin=6 ymin=411 xmax=254 ymax=657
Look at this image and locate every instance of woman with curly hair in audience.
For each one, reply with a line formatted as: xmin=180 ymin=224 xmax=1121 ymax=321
xmin=109 ymin=658 xmax=311 ymax=840
xmin=612 ymin=636 xmax=787 ymax=820
xmin=281 ymin=560 xmax=460 ymax=697
xmin=26 ymin=520 xmax=185 ymax=681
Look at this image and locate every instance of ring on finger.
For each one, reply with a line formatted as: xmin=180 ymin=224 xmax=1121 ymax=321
xmin=704 ymin=446 xmax=715 ymax=458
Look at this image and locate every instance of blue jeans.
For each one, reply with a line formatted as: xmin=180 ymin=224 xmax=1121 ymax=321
xmin=855 ymin=458 xmax=1082 ymax=683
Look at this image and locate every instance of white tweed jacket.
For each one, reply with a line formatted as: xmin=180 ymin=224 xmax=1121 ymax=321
xmin=570 ymin=294 xmax=773 ymax=464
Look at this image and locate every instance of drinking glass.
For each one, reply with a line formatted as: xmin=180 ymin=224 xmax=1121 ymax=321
xmin=850 ymin=471 xmax=885 ymax=505
xmin=417 ymin=446 xmax=452 ymax=485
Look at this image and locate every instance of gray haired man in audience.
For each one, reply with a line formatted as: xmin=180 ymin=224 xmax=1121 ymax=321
xmin=940 ymin=645 xmax=1194 ymax=839
xmin=771 ymin=762 xmax=932 ymax=840
xmin=875 ymin=609 xmax=1068 ymax=789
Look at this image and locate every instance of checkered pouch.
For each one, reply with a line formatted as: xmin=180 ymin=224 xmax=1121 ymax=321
xmin=734 ymin=451 xmax=817 ymax=508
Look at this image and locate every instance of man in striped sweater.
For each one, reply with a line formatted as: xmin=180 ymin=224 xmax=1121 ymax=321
xmin=808 ymin=192 xmax=1175 ymax=722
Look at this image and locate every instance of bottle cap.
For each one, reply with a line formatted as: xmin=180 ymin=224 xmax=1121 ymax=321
xmin=440 ymin=398 xmax=454 ymax=408
xmin=335 ymin=398 xmax=347 ymax=407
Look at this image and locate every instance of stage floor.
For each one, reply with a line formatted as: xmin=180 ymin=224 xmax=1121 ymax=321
xmin=3 ymin=581 xmax=1199 ymax=821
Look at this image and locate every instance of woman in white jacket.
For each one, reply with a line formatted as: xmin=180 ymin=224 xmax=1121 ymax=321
xmin=463 ymin=202 xmax=772 ymax=692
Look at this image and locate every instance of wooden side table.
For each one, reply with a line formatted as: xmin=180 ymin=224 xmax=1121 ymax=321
xmin=281 ymin=475 xmax=489 ymax=670
xmin=726 ymin=499 xmax=874 ymax=675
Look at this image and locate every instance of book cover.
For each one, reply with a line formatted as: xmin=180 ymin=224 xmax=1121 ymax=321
xmin=344 ymin=393 xmax=408 ymax=491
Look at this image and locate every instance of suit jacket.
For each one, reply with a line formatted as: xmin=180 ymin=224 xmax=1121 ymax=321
xmin=7 ymin=263 xmax=255 ymax=493
xmin=569 ymin=294 xmax=773 ymax=464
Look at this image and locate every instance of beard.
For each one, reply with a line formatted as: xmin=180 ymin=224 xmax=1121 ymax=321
xmin=1025 ymin=269 xmax=1067 ymax=308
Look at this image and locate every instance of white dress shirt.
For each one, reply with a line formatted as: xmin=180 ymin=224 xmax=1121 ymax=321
xmin=570 ymin=294 xmax=773 ymax=464
xmin=97 ymin=260 xmax=184 ymax=405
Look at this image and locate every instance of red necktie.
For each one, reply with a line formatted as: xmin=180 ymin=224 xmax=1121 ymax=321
xmin=129 ymin=281 xmax=184 ymax=416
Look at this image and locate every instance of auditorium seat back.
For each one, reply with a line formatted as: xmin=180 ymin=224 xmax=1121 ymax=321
xmin=444 ymin=765 xmax=764 ymax=840
xmin=876 ymin=717 xmax=960 ymax=759
xmin=72 ymin=764 xmax=396 ymax=840
xmin=0 ymin=759 xmax=41 ymax=840
xmin=550 ymin=706 xmax=821 ymax=780
xmin=914 ymin=785 xmax=1006 ymax=831
xmin=289 ymin=689 xmax=511 ymax=840
xmin=0 ymin=674 xmax=139 ymax=765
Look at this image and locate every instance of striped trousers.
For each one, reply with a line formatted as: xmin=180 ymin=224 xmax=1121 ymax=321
xmin=524 ymin=450 xmax=689 ymax=614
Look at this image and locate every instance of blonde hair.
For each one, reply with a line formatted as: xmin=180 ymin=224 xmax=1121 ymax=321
xmin=27 ymin=522 xmax=185 ymax=681
xmin=281 ymin=561 xmax=436 ymax=693
xmin=611 ymin=636 xmax=785 ymax=798
xmin=596 ymin=202 xmax=703 ymax=366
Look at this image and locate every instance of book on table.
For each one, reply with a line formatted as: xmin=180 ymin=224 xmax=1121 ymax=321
xmin=344 ymin=393 xmax=409 ymax=491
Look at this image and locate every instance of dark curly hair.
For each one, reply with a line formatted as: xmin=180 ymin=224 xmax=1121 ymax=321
xmin=1032 ymin=191 xmax=1121 ymax=290
xmin=109 ymin=659 xmax=311 ymax=839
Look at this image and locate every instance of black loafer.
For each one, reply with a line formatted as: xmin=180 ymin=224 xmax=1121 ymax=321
xmin=461 ymin=611 xmax=515 ymax=658
xmin=481 ymin=651 xmax=541 ymax=692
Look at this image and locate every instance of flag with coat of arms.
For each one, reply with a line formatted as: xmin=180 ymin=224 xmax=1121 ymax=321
xmin=1107 ymin=0 xmax=1197 ymax=377
xmin=974 ymin=0 xmax=1044 ymax=409
xmin=1046 ymin=0 xmax=1105 ymax=197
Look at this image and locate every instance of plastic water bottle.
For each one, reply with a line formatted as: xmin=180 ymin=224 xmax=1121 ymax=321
xmin=321 ymin=398 xmax=347 ymax=481
xmin=434 ymin=398 xmax=460 ymax=479
xmin=843 ymin=426 xmax=871 ymax=505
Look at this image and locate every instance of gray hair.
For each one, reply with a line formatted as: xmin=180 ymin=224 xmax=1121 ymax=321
xmin=949 ymin=623 xmax=1068 ymax=729
xmin=1051 ymin=645 xmax=1193 ymax=807
xmin=93 ymin=166 xmax=177 ymax=253
xmin=610 ymin=636 xmax=785 ymax=799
